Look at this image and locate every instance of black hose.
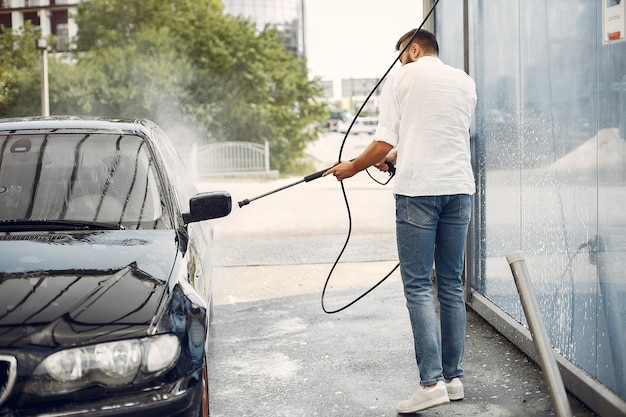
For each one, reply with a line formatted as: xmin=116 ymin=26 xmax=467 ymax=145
xmin=321 ymin=0 xmax=441 ymax=314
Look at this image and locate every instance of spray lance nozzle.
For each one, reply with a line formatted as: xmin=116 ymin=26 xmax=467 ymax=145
xmin=237 ymin=160 xmax=394 ymax=208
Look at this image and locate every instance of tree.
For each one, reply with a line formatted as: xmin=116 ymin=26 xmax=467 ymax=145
xmin=52 ymin=28 xmax=195 ymax=121
xmin=0 ymin=23 xmax=43 ymax=117
xmin=72 ymin=0 xmax=224 ymax=51
xmin=166 ymin=4 xmax=328 ymax=172
xmin=2 ymin=0 xmax=328 ymax=173
xmin=73 ymin=0 xmax=328 ymax=173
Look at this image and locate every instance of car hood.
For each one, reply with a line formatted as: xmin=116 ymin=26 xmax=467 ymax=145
xmin=0 ymin=230 xmax=179 ymax=348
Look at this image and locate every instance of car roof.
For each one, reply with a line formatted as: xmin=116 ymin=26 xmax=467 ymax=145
xmin=0 ymin=116 xmax=156 ymax=137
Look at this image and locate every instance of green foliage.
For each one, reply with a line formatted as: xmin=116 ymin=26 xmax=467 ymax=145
xmin=1 ymin=0 xmax=328 ymax=173
xmin=52 ymin=28 xmax=195 ymax=121
xmin=0 ymin=23 xmax=43 ymax=117
xmin=73 ymin=0 xmax=223 ymax=51
xmin=170 ymin=8 xmax=328 ymax=172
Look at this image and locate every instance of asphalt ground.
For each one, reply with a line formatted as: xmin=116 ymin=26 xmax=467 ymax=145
xmin=199 ymin=132 xmax=597 ymax=416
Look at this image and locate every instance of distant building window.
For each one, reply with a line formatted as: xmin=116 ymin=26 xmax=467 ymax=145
xmin=2 ymin=0 xmax=26 ymax=8
xmin=56 ymin=22 xmax=68 ymax=51
xmin=0 ymin=14 xmax=11 ymax=28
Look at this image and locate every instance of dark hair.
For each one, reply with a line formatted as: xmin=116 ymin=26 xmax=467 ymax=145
xmin=395 ymin=29 xmax=439 ymax=55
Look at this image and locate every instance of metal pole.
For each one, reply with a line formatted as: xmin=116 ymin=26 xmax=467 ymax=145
xmin=506 ymin=251 xmax=573 ymax=417
xmin=619 ymin=75 xmax=626 ymax=139
xmin=300 ymin=0 xmax=306 ymax=60
xmin=38 ymin=38 xmax=50 ymax=117
xmin=422 ymin=0 xmax=436 ymax=32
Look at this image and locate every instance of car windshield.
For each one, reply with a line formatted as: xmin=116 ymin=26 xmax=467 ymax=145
xmin=0 ymin=132 xmax=170 ymax=230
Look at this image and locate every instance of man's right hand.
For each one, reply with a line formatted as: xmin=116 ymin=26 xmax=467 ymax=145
xmin=374 ymin=149 xmax=397 ymax=173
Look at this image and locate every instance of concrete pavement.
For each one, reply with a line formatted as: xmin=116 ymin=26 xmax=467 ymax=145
xmin=199 ymin=133 xmax=597 ymax=416
xmin=207 ymin=266 xmax=595 ymax=416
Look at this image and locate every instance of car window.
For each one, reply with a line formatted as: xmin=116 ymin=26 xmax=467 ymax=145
xmin=0 ymin=133 xmax=172 ymax=229
xmin=152 ymin=127 xmax=198 ymax=215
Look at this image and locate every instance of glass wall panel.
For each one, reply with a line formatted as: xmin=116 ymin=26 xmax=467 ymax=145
xmin=596 ymin=14 xmax=626 ymax=396
xmin=435 ymin=0 xmax=464 ymax=70
xmin=461 ymin=0 xmax=626 ymax=401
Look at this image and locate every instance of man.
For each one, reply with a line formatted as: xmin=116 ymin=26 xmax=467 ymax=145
xmin=323 ymin=28 xmax=477 ymax=413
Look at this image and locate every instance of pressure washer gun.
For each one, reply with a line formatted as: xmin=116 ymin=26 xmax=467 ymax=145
xmin=238 ymin=161 xmax=395 ymax=208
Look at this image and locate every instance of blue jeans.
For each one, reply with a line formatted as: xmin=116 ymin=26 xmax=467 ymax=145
xmin=395 ymin=194 xmax=471 ymax=386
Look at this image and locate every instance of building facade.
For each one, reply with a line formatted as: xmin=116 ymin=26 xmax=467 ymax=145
xmin=222 ymin=0 xmax=305 ymax=60
xmin=0 ymin=0 xmax=84 ymax=51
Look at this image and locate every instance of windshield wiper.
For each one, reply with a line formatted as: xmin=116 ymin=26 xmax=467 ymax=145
xmin=0 ymin=219 xmax=125 ymax=232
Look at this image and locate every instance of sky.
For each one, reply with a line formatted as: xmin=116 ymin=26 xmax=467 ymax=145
xmin=303 ymin=0 xmax=425 ymax=83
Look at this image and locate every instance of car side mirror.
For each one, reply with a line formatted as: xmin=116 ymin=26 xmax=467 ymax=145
xmin=182 ymin=191 xmax=232 ymax=224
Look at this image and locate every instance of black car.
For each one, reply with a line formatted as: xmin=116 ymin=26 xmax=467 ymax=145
xmin=0 ymin=117 xmax=232 ymax=416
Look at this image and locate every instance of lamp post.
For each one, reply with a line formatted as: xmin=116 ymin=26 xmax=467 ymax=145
xmin=36 ymin=38 xmax=50 ymax=117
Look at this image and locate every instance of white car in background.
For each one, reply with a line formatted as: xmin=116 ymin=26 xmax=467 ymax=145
xmin=336 ymin=116 xmax=378 ymax=135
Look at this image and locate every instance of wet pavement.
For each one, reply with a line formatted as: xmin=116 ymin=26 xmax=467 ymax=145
xmin=207 ymin=269 xmax=594 ymax=417
xmin=200 ymin=132 xmax=598 ymax=417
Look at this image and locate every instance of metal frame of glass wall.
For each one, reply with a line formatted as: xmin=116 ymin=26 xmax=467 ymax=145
xmin=426 ymin=1 xmax=626 ymax=416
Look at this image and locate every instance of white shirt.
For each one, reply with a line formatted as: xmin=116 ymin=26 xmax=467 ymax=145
xmin=374 ymin=56 xmax=477 ymax=197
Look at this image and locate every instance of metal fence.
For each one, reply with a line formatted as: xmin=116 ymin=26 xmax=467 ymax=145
xmin=192 ymin=141 xmax=277 ymax=178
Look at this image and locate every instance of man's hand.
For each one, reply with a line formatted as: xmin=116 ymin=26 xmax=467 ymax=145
xmin=323 ymin=161 xmax=357 ymax=181
xmin=374 ymin=149 xmax=397 ymax=173
xmin=322 ymin=141 xmax=393 ymax=181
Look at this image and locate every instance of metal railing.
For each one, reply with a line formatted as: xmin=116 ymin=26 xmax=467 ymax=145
xmin=193 ymin=141 xmax=277 ymax=178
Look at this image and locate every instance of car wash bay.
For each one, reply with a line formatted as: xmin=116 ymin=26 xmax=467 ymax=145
xmin=199 ymin=154 xmax=596 ymax=416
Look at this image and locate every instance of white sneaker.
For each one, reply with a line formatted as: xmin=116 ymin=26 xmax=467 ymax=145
xmin=396 ymin=381 xmax=450 ymax=414
xmin=444 ymin=377 xmax=464 ymax=400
